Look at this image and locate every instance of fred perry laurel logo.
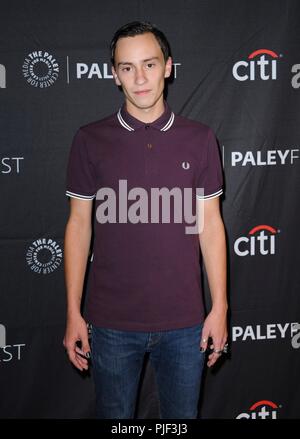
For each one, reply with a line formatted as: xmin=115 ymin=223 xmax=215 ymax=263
xmin=182 ymin=161 xmax=190 ymax=170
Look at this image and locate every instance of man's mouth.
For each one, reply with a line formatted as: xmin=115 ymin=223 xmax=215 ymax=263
xmin=134 ymin=90 xmax=151 ymax=95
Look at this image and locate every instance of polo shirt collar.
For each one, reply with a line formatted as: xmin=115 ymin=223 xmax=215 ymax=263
xmin=117 ymin=101 xmax=175 ymax=132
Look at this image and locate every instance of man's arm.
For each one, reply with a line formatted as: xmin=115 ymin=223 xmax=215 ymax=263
xmin=63 ymin=198 xmax=93 ymax=371
xmin=198 ymin=196 xmax=228 ymax=367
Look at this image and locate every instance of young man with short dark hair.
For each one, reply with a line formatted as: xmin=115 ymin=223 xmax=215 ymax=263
xmin=63 ymin=21 xmax=228 ymax=419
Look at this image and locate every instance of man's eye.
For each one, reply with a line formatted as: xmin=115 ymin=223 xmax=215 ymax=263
xmin=122 ymin=67 xmax=131 ymax=72
xmin=146 ymin=63 xmax=155 ymax=68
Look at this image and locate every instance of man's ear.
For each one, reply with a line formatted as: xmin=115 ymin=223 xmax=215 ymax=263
xmin=164 ymin=57 xmax=172 ymax=78
xmin=111 ymin=66 xmax=121 ymax=86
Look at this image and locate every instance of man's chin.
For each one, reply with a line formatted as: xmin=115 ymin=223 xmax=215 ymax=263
xmin=129 ymin=96 xmax=159 ymax=110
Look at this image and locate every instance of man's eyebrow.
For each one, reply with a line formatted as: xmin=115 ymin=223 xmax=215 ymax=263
xmin=143 ymin=57 xmax=160 ymax=62
xmin=117 ymin=57 xmax=160 ymax=67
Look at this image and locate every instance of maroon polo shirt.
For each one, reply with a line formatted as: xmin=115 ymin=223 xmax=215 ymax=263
xmin=65 ymin=102 xmax=223 ymax=331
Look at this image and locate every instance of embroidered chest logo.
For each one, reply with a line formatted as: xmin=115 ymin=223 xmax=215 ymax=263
xmin=182 ymin=161 xmax=190 ymax=170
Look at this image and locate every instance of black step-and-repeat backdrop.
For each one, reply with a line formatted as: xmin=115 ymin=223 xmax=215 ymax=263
xmin=1 ymin=0 xmax=299 ymax=419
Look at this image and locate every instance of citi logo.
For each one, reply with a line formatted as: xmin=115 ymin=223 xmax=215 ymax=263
xmin=234 ymin=225 xmax=278 ymax=257
xmin=236 ymin=400 xmax=280 ymax=419
xmin=232 ymin=49 xmax=280 ymax=81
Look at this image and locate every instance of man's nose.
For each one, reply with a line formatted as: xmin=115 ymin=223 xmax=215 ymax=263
xmin=135 ymin=67 xmax=147 ymax=85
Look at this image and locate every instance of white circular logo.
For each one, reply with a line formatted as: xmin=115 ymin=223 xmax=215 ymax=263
xmin=26 ymin=238 xmax=63 ymax=274
xmin=22 ymin=51 xmax=59 ymax=88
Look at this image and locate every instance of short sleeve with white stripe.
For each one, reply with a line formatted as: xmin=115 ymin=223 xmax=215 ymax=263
xmin=196 ymin=128 xmax=223 ymax=201
xmin=65 ymin=128 xmax=96 ymax=201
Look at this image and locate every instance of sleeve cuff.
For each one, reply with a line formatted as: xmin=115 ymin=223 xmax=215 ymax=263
xmin=66 ymin=190 xmax=95 ymax=200
xmin=196 ymin=188 xmax=223 ymax=200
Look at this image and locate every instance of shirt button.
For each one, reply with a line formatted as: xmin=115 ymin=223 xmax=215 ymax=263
xmin=147 ymin=143 xmax=153 ymax=149
xmin=145 ymin=125 xmax=150 ymax=129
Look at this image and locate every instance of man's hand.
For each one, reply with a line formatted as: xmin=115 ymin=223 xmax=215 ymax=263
xmin=63 ymin=315 xmax=91 ymax=371
xmin=200 ymin=308 xmax=228 ymax=367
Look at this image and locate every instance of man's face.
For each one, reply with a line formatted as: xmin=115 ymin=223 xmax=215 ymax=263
xmin=112 ymin=32 xmax=172 ymax=112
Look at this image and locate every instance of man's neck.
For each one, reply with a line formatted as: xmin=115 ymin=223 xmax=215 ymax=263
xmin=125 ymin=100 xmax=165 ymax=123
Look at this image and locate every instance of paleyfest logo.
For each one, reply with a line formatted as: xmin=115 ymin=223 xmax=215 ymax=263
xmin=0 ymin=324 xmax=26 ymax=363
xmin=232 ymin=321 xmax=300 ymax=343
xmin=22 ymin=51 xmax=59 ymax=88
xmin=26 ymin=238 xmax=63 ymax=274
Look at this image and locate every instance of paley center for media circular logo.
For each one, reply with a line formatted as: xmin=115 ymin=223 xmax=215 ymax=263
xmin=26 ymin=238 xmax=63 ymax=274
xmin=22 ymin=51 xmax=59 ymax=88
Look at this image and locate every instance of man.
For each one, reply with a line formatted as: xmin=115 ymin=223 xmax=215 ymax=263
xmin=63 ymin=21 xmax=228 ymax=419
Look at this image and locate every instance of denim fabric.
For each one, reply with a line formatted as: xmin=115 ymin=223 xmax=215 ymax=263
xmin=91 ymin=323 xmax=205 ymax=419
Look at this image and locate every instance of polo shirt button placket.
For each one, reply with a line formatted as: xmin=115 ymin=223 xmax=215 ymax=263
xmin=144 ymin=124 xmax=154 ymax=176
xmin=145 ymin=125 xmax=153 ymax=149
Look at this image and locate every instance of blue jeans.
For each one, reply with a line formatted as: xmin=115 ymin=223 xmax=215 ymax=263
xmin=91 ymin=323 xmax=205 ymax=419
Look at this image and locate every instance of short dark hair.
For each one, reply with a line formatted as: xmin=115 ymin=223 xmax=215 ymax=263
xmin=110 ymin=21 xmax=171 ymax=66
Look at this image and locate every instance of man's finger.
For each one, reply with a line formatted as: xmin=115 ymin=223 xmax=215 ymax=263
xmin=200 ymin=334 xmax=209 ymax=351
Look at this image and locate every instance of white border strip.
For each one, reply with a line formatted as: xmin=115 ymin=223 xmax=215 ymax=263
xmin=117 ymin=109 xmax=134 ymax=131
xmin=196 ymin=188 xmax=223 ymax=200
xmin=117 ymin=108 xmax=175 ymax=132
xmin=66 ymin=190 xmax=95 ymax=200
xmin=161 ymin=112 xmax=175 ymax=131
